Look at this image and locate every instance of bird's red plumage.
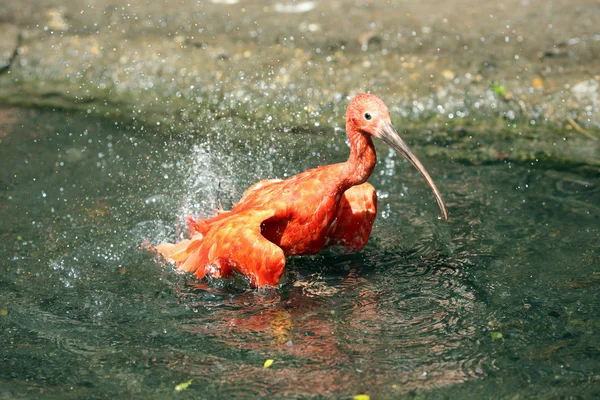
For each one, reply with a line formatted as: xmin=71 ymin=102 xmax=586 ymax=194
xmin=153 ymin=94 xmax=447 ymax=287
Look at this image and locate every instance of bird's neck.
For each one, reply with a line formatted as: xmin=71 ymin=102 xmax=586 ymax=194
xmin=342 ymin=122 xmax=376 ymax=188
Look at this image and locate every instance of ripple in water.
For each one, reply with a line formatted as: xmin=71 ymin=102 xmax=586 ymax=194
xmin=157 ymin=245 xmax=492 ymax=397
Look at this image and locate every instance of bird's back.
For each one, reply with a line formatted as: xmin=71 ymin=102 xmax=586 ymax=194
xmin=232 ymin=163 xmax=348 ymax=254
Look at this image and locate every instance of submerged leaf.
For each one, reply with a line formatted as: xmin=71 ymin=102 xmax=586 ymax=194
xmin=174 ymin=379 xmax=193 ymax=392
xmin=354 ymin=395 xmax=370 ymax=400
xmin=491 ymin=332 xmax=503 ymax=341
xmin=263 ymin=359 xmax=274 ymax=369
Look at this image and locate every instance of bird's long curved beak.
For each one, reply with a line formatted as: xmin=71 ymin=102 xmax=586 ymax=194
xmin=378 ymin=123 xmax=449 ymax=220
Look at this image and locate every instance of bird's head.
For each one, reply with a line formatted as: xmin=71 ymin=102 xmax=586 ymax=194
xmin=346 ymin=93 xmax=393 ymax=136
xmin=346 ymin=93 xmax=448 ymax=220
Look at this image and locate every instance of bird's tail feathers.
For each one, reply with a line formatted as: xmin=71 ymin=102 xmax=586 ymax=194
xmin=153 ymin=233 xmax=207 ymax=274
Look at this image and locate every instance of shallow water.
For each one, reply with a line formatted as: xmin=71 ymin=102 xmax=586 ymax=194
xmin=1 ymin=108 xmax=598 ymax=399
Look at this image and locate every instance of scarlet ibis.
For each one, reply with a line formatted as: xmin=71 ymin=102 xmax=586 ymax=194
xmin=154 ymin=94 xmax=448 ymax=287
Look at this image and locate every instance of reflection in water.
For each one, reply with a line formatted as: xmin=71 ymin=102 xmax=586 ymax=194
xmin=165 ymin=249 xmax=489 ymax=397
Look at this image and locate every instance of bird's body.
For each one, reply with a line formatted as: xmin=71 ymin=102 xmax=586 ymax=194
xmin=154 ymin=94 xmax=447 ymax=287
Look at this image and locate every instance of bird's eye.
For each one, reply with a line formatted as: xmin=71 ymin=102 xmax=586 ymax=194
xmin=364 ymin=112 xmax=372 ymax=120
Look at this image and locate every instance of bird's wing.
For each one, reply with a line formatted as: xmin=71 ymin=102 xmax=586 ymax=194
xmin=187 ymin=212 xmax=231 ymax=236
xmin=238 ymin=179 xmax=283 ymax=203
xmin=154 ymin=233 xmax=204 ymax=262
xmin=187 ymin=178 xmax=284 ymax=236
xmin=326 ymin=183 xmax=377 ymax=251
xmin=156 ymin=208 xmax=287 ymax=287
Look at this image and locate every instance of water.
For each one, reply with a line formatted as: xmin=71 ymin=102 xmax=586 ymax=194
xmin=1 ymin=108 xmax=598 ymax=399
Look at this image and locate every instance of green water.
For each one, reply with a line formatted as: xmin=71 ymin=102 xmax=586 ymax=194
xmin=0 ymin=108 xmax=598 ymax=399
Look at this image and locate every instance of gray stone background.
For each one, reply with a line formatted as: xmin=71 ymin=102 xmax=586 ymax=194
xmin=1 ymin=0 xmax=598 ymax=173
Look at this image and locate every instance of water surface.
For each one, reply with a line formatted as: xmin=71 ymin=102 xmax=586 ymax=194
xmin=0 ymin=108 xmax=598 ymax=398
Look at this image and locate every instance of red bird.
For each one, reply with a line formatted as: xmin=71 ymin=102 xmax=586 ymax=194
xmin=154 ymin=94 xmax=448 ymax=287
